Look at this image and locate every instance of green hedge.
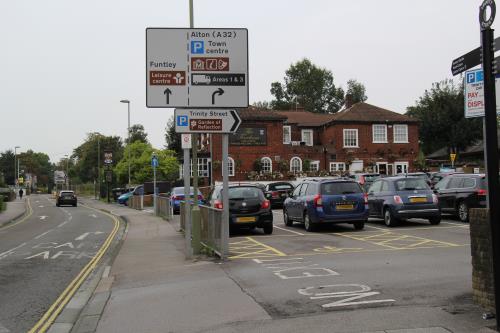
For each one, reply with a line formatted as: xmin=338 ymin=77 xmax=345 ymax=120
xmin=0 ymin=196 xmax=4 ymax=212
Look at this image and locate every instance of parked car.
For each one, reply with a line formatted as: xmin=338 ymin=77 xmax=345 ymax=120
xmin=367 ymin=176 xmax=440 ymax=227
xmin=433 ymin=173 xmax=486 ymax=222
xmin=170 ymin=187 xmax=204 ymax=214
xmin=404 ymin=172 xmax=431 ymax=186
xmin=205 ymin=184 xmax=273 ymax=234
xmin=263 ymin=182 xmax=295 ymax=207
xmin=429 ymin=171 xmax=463 ymax=188
xmin=349 ymin=173 xmax=381 ymax=191
xmin=283 ymin=179 xmax=368 ymax=232
xmin=117 ymin=185 xmax=143 ymax=205
xmin=56 ymin=190 xmax=77 ymax=207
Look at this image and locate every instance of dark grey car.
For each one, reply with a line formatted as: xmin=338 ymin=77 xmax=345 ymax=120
xmin=367 ymin=176 xmax=441 ymax=227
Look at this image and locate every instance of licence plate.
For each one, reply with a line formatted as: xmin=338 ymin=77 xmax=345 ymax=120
xmin=236 ymin=217 xmax=256 ymax=223
xmin=409 ymin=197 xmax=427 ymax=203
xmin=336 ymin=204 xmax=354 ymax=210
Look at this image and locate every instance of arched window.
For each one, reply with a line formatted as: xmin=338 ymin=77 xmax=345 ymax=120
xmin=227 ymin=157 xmax=235 ymax=177
xmin=290 ymin=157 xmax=302 ymax=173
xmin=261 ymin=157 xmax=272 ymax=173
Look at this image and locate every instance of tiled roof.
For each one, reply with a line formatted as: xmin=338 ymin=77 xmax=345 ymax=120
xmin=238 ymin=108 xmax=287 ymax=121
xmin=333 ymin=102 xmax=418 ymax=123
xmin=276 ymin=111 xmax=335 ymax=127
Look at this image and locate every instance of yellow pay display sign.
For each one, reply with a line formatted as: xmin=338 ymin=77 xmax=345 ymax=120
xmin=450 ymin=153 xmax=456 ymax=162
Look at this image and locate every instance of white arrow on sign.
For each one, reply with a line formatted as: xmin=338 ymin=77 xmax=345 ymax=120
xmin=174 ymin=109 xmax=241 ymax=134
xmin=39 ymin=216 xmax=48 ymax=220
xmin=75 ymin=231 xmax=104 ymax=241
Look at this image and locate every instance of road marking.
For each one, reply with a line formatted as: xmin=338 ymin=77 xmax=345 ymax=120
xmin=274 ymin=225 xmax=305 ymax=235
xmin=38 ymin=205 xmax=44 ymax=208
xmin=28 ymin=204 xmax=120 ymax=333
xmin=75 ymin=231 xmax=104 ymax=241
xmin=229 ymin=237 xmax=286 ymax=259
xmin=89 ymin=214 xmax=97 ymax=218
xmin=442 ymin=221 xmax=469 ymax=227
xmin=57 ymin=221 xmax=68 ymax=228
xmin=34 ymin=230 xmax=53 ymax=240
xmin=0 ymin=242 xmax=27 ymax=259
xmin=0 ymin=322 xmax=10 ymax=333
xmin=0 ymin=197 xmax=33 ymax=231
xmin=39 ymin=216 xmax=48 ymax=220
xmin=313 ymin=245 xmax=363 ymax=253
xmin=334 ymin=230 xmax=460 ymax=250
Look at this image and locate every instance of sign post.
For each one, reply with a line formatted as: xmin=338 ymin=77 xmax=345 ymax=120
xmin=182 ymin=134 xmax=192 ymax=259
xmin=151 ymin=153 xmax=159 ymax=214
xmin=450 ymin=153 xmax=456 ymax=168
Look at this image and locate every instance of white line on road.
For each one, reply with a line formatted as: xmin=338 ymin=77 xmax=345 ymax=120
xmin=442 ymin=221 xmax=469 ymax=227
xmin=274 ymin=225 xmax=305 ymax=236
xmin=0 ymin=322 xmax=10 ymax=333
xmin=38 ymin=205 xmax=44 ymax=208
xmin=34 ymin=230 xmax=53 ymax=239
xmin=75 ymin=231 xmax=104 ymax=241
xmin=58 ymin=221 xmax=68 ymax=227
xmin=39 ymin=216 xmax=48 ymax=220
xmin=89 ymin=214 xmax=97 ymax=218
xmin=0 ymin=242 xmax=27 ymax=258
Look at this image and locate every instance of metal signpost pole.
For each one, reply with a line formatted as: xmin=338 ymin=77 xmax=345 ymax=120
xmin=221 ymin=134 xmax=229 ymax=259
xmin=98 ymin=137 xmax=100 ymax=199
xmin=479 ymin=0 xmax=500 ymax=326
xmin=152 ymin=154 xmax=157 ymax=215
xmin=183 ymin=147 xmax=192 ymax=259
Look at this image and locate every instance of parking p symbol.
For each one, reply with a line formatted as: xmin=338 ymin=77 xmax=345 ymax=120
xmin=177 ymin=115 xmax=188 ymax=126
xmin=191 ymin=41 xmax=204 ymax=54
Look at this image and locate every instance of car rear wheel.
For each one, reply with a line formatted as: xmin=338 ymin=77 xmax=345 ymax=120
xmin=458 ymin=201 xmax=469 ymax=222
xmin=353 ymin=221 xmax=365 ymax=230
xmin=429 ymin=216 xmax=441 ymax=225
xmin=304 ymin=212 xmax=315 ymax=232
xmin=384 ymin=208 xmax=398 ymax=227
xmin=263 ymin=224 xmax=273 ymax=235
xmin=283 ymin=208 xmax=293 ymax=227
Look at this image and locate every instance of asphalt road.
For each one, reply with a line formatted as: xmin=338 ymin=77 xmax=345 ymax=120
xmin=0 ymin=194 xmax=115 ymax=333
xmin=223 ymin=210 xmax=482 ymax=331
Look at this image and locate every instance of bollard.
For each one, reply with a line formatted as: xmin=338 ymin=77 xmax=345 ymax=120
xmin=191 ymin=206 xmax=201 ymax=254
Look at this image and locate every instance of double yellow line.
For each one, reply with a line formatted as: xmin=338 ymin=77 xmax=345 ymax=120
xmin=28 ymin=205 xmax=120 ymax=333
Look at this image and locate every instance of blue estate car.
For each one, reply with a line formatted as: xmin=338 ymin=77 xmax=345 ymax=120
xmin=367 ymin=176 xmax=441 ymax=227
xmin=283 ymin=179 xmax=368 ymax=232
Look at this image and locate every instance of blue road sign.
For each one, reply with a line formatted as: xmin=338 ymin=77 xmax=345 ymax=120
xmin=151 ymin=156 xmax=159 ymax=168
xmin=191 ymin=41 xmax=204 ymax=54
xmin=177 ymin=115 xmax=188 ymax=126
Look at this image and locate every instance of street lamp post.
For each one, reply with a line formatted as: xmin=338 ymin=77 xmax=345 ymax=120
xmin=120 ymin=100 xmax=131 ymax=190
xmin=14 ymin=146 xmax=20 ymax=186
xmin=64 ymin=154 xmax=69 ymax=190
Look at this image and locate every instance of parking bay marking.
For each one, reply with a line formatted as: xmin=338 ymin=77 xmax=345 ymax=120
xmin=334 ymin=230 xmax=460 ymax=250
xmin=229 ymin=237 xmax=287 ymax=259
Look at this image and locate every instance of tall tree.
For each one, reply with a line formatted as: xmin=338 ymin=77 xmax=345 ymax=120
xmin=346 ymin=79 xmax=368 ymax=104
xmin=126 ymin=124 xmax=148 ymax=144
xmin=0 ymin=150 xmax=15 ymax=185
xmin=17 ymin=150 xmax=53 ymax=187
xmin=72 ymin=133 xmax=124 ymax=183
xmin=406 ymin=79 xmax=482 ymax=154
xmin=165 ymin=116 xmax=182 ymax=158
xmin=114 ymin=141 xmax=179 ymax=184
xmin=270 ymin=58 xmax=345 ymax=113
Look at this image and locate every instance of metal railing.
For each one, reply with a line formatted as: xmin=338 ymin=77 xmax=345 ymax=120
xmin=155 ymin=196 xmax=171 ymax=220
xmin=129 ymin=195 xmax=143 ymax=210
xmin=199 ymin=205 xmax=227 ymax=259
xmin=180 ymin=201 xmax=186 ymax=231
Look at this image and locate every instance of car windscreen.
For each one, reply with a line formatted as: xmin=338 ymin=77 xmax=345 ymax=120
xmin=60 ymin=191 xmax=74 ymax=195
xmin=269 ymin=183 xmax=293 ymax=190
xmin=228 ymin=187 xmax=263 ymax=200
xmin=363 ymin=175 xmax=380 ymax=182
xmin=320 ymin=182 xmax=362 ymax=195
xmin=395 ymin=178 xmax=429 ymax=191
xmin=172 ymin=187 xmax=201 ymax=195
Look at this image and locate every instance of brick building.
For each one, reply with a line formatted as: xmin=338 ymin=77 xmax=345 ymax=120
xmin=187 ymin=102 xmax=419 ymax=182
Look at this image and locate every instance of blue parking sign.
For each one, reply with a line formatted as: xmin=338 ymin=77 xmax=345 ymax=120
xmin=191 ymin=41 xmax=204 ymax=54
xmin=177 ymin=115 xmax=188 ymax=126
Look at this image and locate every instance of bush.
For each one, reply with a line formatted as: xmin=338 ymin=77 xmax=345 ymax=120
xmin=0 ymin=196 xmax=4 ymax=212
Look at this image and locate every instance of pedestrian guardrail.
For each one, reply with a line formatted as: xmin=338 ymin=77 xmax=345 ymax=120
xmin=199 ymin=205 xmax=227 ymax=259
xmin=155 ymin=196 xmax=171 ymax=220
xmin=129 ymin=195 xmax=143 ymax=210
xmin=180 ymin=201 xmax=186 ymax=231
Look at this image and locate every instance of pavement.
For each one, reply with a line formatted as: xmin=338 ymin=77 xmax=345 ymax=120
xmin=58 ymin=200 xmax=498 ymax=333
xmin=0 ymin=196 xmax=27 ymax=228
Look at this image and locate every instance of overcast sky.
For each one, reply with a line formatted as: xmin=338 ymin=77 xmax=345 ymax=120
xmin=1 ymin=0 xmax=492 ymax=162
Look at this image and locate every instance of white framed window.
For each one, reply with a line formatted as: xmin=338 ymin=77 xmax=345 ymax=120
xmin=309 ymin=160 xmax=320 ymax=172
xmin=372 ymin=124 xmax=387 ymax=143
xmin=343 ymin=129 xmax=358 ymax=148
xmin=290 ymin=157 xmax=302 ymax=173
xmin=261 ymin=157 xmax=272 ymax=173
xmin=394 ymin=161 xmax=409 ymax=174
xmin=329 ymin=162 xmax=346 ymax=172
xmin=225 ymin=157 xmax=235 ymax=177
xmin=180 ymin=158 xmax=210 ymax=177
xmin=393 ymin=124 xmax=408 ymax=143
xmin=283 ymin=125 xmax=291 ymax=144
xmin=301 ymin=129 xmax=313 ymax=146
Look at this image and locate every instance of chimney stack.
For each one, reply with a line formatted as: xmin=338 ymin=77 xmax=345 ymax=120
xmin=345 ymin=94 xmax=354 ymax=109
